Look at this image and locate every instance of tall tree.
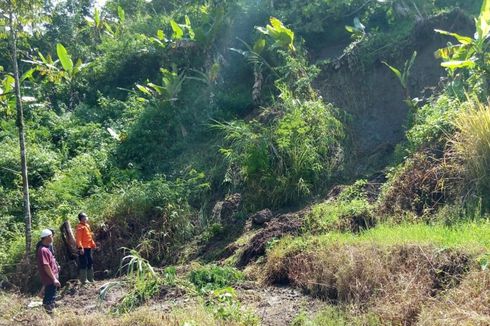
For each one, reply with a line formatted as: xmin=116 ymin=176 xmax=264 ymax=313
xmin=0 ymin=0 xmax=42 ymax=257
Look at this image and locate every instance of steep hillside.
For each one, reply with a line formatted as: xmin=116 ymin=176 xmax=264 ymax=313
xmin=1 ymin=0 xmax=490 ymax=325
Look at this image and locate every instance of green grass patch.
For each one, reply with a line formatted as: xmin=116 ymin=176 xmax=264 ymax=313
xmin=272 ymin=221 xmax=490 ymax=256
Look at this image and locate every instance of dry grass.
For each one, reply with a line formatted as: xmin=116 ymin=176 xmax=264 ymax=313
xmin=451 ymin=100 xmax=490 ymax=206
xmin=418 ymin=271 xmax=490 ymax=326
xmin=0 ymin=294 xmax=241 ymax=326
xmin=0 ymin=291 xmax=25 ymax=325
xmin=378 ymin=150 xmax=462 ymax=217
xmin=263 ymin=242 xmax=470 ymax=325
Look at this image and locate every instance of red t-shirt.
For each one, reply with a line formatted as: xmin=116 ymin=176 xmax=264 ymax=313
xmin=37 ymin=246 xmax=59 ymax=286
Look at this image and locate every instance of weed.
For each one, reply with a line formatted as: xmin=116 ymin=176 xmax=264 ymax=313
xmin=292 ymin=306 xmax=380 ymax=326
xmin=98 ymin=250 xmax=179 ymax=314
xmin=304 ymin=198 xmax=374 ymax=234
xmin=189 ymin=264 xmax=243 ymax=293
xmin=203 ymin=287 xmax=259 ymax=325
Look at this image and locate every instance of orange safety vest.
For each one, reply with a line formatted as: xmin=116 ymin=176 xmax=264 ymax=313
xmin=75 ymin=222 xmax=97 ymax=249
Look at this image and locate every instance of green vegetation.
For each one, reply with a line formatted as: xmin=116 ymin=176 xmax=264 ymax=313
xmin=272 ymin=222 xmax=490 ymax=254
xmin=1 ymin=0 xmax=490 ymax=324
xmin=189 ymin=264 xmax=243 ymax=292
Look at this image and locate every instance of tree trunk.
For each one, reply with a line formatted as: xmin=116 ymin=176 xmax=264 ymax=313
xmin=8 ymin=4 xmax=32 ymax=258
xmin=60 ymin=221 xmax=78 ymax=260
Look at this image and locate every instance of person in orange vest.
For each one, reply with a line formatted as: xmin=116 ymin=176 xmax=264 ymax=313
xmin=75 ymin=212 xmax=97 ymax=284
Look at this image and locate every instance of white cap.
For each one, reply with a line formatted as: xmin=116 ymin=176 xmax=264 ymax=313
xmin=40 ymin=229 xmax=53 ymax=238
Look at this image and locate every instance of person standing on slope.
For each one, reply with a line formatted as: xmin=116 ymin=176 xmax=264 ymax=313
xmin=75 ymin=212 xmax=97 ymax=285
xmin=36 ymin=229 xmax=61 ymax=314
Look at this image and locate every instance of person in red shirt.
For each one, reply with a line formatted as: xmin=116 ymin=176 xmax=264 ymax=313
xmin=36 ymin=229 xmax=60 ymax=314
xmin=75 ymin=212 xmax=97 ymax=284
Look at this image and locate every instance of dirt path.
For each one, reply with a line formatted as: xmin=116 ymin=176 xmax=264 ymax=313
xmin=13 ymin=279 xmax=325 ymax=325
xmin=237 ymin=283 xmax=325 ymax=325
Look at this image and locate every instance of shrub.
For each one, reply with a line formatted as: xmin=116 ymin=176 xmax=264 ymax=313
xmin=304 ymin=198 xmax=374 ymax=234
xmin=0 ymin=140 xmax=59 ymax=190
xmin=218 ymin=88 xmax=344 ymax=208
xmin=189 ymin=264 xmax=244 ymax=292
xmin=115 ymin=101 xmax=182 ymax=175
xmin=96 ymin=172 xmax=207 ymax=269
xmin=32 ymin=151 xmax=106 ymax=227
xmin=405 ymin=95 xmax=463 ymax=153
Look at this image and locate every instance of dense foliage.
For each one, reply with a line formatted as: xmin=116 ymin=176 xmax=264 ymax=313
xmin=1 ymin=0 xmax=489 ymax=304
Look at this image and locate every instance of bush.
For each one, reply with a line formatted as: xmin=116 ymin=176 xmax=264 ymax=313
xmin=115 ymin=101 xmax=182 ymax=175
xmin=304 ymin=198 xmax=374 ymax=234
xmin=378 ymin=150 xmax=462 ymax=218
xmin=189 ymin=264 xmax=243 ymax=292
xmin=0 ymin=140 xmax=59 ymax=190
xmin=404 ymin=95 xmax=463 ymax=153
xmin=32 ymin=151 xmax=106 ymax=227
xmin=218 ymin=88 xmax=344 ymax=208
xmin=97 ymin=172 xmax=207 ymax=269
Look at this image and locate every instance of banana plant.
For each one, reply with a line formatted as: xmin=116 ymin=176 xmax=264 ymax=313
xmin=136 ymin=66 xmax=186 ymax=103
xmin=24 ymin=43 xmax=88 ymax=110
xmin=434 ymin=0 xmax=490 ymax=73
xmin=56 ymin=43 xmax=86 ymax=82
xmin=383 ymin=51 xmax=417 ymax=109
xmin=171 ymin=15 xmax=195 ymax=41
xmin=26 ymin=43 xmax=86 ymax=83
xmin=147 ymin=16 xmax=194 ymax=48
xmin=230 ymin=38 xmax=278 ymax=104
xmin=85 ymin=6 xmax=125 ymax=39
xmin=256 ymin=17 xmax=295 ymax=52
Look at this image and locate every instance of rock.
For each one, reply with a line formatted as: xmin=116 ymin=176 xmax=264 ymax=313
xmin=211 ymin=193 xmax=241 ymax=224
xmin=251 ymin=209 xmax=273 ymax=225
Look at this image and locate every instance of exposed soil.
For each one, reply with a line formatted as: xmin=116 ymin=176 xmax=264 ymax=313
xmin=237 ymin=282 xmax=325 ymax=326
xmin=5 ymin=278 xmax=326 ymax=326
xmin=237 ymin=213 xmax=304 ymax=267
xmin=314 ymin=9 xmax=474 ymax=169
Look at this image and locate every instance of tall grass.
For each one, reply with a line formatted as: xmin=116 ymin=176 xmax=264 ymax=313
xmin=452 ymin=100 xmax=490 ymax=207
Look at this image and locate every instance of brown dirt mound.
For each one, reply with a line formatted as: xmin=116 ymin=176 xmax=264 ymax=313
xmin=236 ymin=213 xmax=303 ymax=268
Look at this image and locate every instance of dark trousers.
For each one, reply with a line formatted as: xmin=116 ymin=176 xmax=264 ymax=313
xmin=79 ymin=248 xmax=93 ymax=269
xmin=43 ymin=284 xmax=56 ymax=306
